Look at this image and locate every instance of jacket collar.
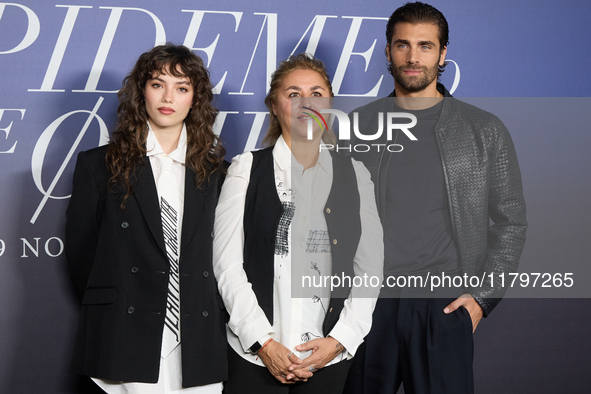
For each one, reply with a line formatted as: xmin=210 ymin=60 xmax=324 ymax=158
xmin=131 ymin=158 xmax=167 ymax=257
xmin=132 ymin=125 xmax=204 ymax=261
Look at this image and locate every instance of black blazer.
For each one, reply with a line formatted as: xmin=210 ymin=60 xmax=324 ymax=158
xmin=66 ymin=145 xmax=227 ymax=387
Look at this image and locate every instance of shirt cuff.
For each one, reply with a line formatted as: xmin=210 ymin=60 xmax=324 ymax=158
xmin=328 ymin=320 xmax=363 ymax=358
xmin=237 ymin=315 xmax=274 ymax=352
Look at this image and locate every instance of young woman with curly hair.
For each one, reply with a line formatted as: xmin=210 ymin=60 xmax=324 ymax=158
xmin=66 ymin=44 xmax=227 ymax=393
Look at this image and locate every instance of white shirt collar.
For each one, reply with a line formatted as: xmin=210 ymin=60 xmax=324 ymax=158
xmin=316 ymin=143 xmax=331 ymax=174
xmin=274 ymin=134 xmax=331 ymax=174
xmin=146 ymin=122 xmax=187 ymax=164
xmin=274 ymin=134 xmax=292 ymax=171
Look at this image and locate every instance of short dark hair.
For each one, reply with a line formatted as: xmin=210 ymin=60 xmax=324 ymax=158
xmin=386 ymin=2 xmax=449 ymax=76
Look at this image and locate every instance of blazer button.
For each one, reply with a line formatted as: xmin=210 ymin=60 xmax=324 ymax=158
xmin=203 ymin=271 xmax=209 ymax=278
xmin=131 ymin=266 xmax=139 ymax=273
xmin=325 ymin=208 xmax=331 ymax=214
xmin=128 ymin=306 xmax=135 ymax=314
xmin=211 ymin=231 xmax=214 ymax=238
xmin=121 ymin=222 xmax=129 ymax=229
xmin=202 ymin=311 xmax=209 ymax=317
xmin=332 ymin=239 xmax=337 ymax=245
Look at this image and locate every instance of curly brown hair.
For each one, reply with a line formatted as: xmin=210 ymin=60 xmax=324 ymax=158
xmin=262 ymin=53 xmax=336 ymax=147
xmin=106 ymin=43 xmax=225 ymax=208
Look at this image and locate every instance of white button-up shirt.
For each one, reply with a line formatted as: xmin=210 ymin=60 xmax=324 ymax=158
xmin=213 ymin=135 xmax=383 ymax=367
xmin=146 ymin=122 xmax=187 ymax=240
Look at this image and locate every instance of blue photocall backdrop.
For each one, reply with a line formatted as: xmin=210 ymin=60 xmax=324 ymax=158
xmin=0 ymin=0 xmax=589 ymax=392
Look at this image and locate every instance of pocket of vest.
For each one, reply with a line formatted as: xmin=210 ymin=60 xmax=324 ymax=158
xmin=82 ymin=287 xmax=117 ymax=305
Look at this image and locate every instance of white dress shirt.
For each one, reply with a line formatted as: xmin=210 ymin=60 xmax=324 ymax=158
xmin=213 ymin=135 xmax=383 ymax=368
xmin=93 ymin=123 xmax=222 ymax=393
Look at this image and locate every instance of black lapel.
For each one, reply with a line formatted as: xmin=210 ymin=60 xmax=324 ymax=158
xmin=180 ymin=167 xmax=205 ymax=254
xmin=132 ymin=157 xmax=167 ymax=257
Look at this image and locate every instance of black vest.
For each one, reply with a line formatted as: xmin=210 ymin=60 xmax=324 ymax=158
xmin=243 ymin=146 xmax=361 ymax=336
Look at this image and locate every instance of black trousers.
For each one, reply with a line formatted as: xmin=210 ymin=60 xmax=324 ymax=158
xmin=344 ymin=295 xmax=474 ymax=394
xmin=224 ymin=347 xmax=352 ymax=394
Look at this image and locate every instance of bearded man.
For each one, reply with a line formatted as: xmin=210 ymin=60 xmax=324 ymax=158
xmin=344 ymin=3 xmax=527 ymax=393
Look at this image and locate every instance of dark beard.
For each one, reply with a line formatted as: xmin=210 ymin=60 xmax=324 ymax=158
xmin=390 ymin=62 xmax=439 ymax=93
